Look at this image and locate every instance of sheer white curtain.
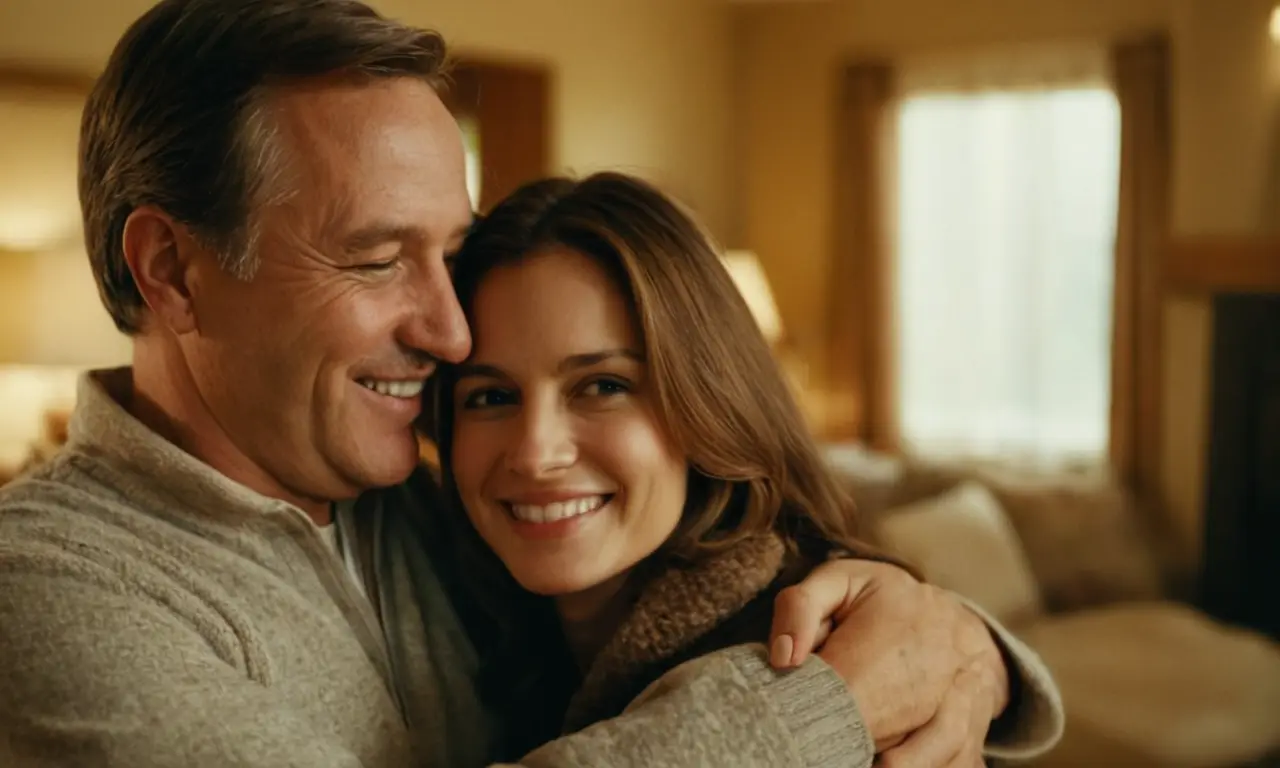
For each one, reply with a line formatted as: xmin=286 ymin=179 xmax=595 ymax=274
xmin=893 ymin=48 xmax=1121 ymax=464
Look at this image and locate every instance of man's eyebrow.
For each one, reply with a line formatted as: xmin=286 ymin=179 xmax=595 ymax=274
xmin=341 ymin=223 xmax=418 ymax=253
xmin=342 ymin=215 xmax=475 ymax=254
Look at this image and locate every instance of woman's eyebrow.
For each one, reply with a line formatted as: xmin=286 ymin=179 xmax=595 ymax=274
xmin=454 ymin=362 xmax=507 ymax=380
xmin=456 ymin=350 xmax=642 ymax=380
xmin=556 ymin=349 xmax=643 ymax=374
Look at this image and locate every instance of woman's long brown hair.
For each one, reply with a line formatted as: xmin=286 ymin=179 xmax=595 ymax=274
xmin=426 ymin=172 xmax=894 ymax=755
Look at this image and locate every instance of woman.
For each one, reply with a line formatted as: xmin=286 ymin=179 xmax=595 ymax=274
xmin=430 ymin=172 xmax=905 ymax=761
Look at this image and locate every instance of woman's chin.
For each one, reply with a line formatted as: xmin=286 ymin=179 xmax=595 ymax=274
xmin=512 ymin=572 xmax=594 ymax=597
xmin=505 ymin=558 xmax=615 ymax=599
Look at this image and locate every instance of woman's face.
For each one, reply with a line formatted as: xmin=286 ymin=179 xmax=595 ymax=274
xmin=449 ymin=246 xmax=687 ymax=604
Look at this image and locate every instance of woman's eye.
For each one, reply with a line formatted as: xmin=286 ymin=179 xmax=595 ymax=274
xmin=461 ymin=387 xmax=516 ymax=409
xmin=580 ymin=378 xmax=631 ymax=398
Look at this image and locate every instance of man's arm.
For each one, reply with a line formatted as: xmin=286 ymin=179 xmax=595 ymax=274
xmin=506 ymin=645 xmax=872 ymax=768
xmin=0 ymin=569 xmax=372 ymax=768
xmin=769 ymin=560 xmax=1065 ymax=762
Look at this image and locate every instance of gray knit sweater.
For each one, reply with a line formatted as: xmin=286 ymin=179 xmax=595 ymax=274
xmin=0 ymin=369 xmax=1063 ymax=767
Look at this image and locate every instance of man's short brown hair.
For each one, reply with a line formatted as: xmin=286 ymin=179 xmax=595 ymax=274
xmin=80 ymin=0 xmax=450 ymax=333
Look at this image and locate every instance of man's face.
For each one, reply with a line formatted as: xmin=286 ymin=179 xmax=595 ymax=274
xmin=181 ymin=76 xmax=473 ymax=504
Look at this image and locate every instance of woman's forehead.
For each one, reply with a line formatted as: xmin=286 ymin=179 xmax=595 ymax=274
xmin=467 ymin=247 xmax=640 ymax=370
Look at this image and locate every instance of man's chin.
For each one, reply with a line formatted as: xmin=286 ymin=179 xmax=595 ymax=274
xmin=345 ymin=434 xmax=421 ymax=490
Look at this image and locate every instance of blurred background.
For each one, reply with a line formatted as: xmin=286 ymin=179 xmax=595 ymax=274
xmin=1 ymin=1 xmax=1278 ymax=764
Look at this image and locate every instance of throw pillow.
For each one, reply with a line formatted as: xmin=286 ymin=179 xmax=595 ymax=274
xmin=875 ymin=481 xmax=1045 ymax=626
xmin=985 ymin=478 xmax=1165 ymax=611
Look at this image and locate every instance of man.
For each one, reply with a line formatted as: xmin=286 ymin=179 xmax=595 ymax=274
xmin=0 ymin=0 xmax=1062 ymax=765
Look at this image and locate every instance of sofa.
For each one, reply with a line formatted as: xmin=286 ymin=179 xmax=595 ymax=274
xmin=822 ymin=444 xmax=1280 ymax=767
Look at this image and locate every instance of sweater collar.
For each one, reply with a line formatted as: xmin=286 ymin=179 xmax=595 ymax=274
xmin=67 ymin=367 xmax=305 ymax=524
xmin=563 ymin=532 xmax=787 ymax=732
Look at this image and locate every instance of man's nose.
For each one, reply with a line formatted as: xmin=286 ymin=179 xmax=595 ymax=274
xmin=400 ymin=256 xmax=471 ymax=364
xmin=504 ymin=397 xmax=576 ymax=479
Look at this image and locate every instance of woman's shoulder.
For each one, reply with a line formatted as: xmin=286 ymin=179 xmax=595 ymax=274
xmin=564 ymin=533 xmax=824 ymax=731
xmin=688 ymin=543 xmax=825 ymax=654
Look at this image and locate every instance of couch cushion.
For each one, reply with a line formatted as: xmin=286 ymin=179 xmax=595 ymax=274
xmin=873 ymin=481 xmax=1044 ymax=625
xmin=1019 ymin=602 xmax=1280 ymax=767
xmin=984 ymin=477 xmax=1165 ymax=612
xmin=823 ymin=445 xmax=1169 ymax=612
xmin=821 ymin=443 xmax=908 ymax=521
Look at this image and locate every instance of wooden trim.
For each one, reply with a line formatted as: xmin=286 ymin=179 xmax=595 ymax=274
xmin=1166 ymin=236 xmax=1280 ymax=294
xmin=1108 ymin=33 xmax=1170 ymax=503
xmin=0 ymin=63 xmax=95 ymax=97
xmin=437 ymin=56 xmax=550 ymax=213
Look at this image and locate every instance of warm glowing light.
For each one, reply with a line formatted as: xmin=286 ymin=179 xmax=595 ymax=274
xmin=721 ymin=250 xmax=784 ymax=346
xmin=0 ymin=207 xmax=78 ymax=251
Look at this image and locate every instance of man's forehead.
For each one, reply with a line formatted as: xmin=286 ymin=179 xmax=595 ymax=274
xmin=266 ymin=79 xmax=472 ymax=242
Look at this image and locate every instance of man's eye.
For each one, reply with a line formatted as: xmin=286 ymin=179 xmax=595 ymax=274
xmin=356 ymin=258 xmax=400 ymax=273
xmin=461 ymin=387 xmax=516 ymax=409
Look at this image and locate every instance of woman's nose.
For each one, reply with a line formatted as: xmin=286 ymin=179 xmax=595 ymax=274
xmin=503 ymin=399 xmax=576 ymax=479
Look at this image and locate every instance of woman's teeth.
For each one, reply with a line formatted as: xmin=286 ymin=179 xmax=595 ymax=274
xmin=358 ymin=379 xmax=424 ymax=398
xmin=508 ymin=495 xmax=608 ymax=524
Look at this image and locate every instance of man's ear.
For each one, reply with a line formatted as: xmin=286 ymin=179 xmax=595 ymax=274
xmin=121 ymin=206 xmax=202 ymax=335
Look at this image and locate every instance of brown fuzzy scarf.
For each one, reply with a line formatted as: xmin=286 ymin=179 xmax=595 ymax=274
xmin=561 ymin=532 xmax=788 ymax=734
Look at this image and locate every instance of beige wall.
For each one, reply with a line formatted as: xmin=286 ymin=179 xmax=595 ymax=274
xmin=0 ymin=94 xmax=83 ymax=252
xmin=0 ymin=247 xmax=131 ymax=367
xmin=391 ymin=0 xmax=737 ymax=241
xmin=0 ymin=246 xmax=127 ymax=467
xmin=736 ymin=0 xmax=1277 ymax=563
xmin=0 ymin=0 xmax=735 ymax=239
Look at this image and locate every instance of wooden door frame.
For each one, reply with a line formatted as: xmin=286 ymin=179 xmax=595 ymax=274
xmin=439 ymin=56 xmax=552 ymax=213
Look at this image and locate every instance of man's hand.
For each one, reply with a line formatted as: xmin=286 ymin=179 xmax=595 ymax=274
xmin=768 ymin=559 xmax=1009 ymax=760
xmin=875 ymin=665 xmax=996 ymax=768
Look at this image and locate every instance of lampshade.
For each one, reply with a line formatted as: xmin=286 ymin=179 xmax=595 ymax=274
xmin=721 ymin=250 xmax=784 ymax=345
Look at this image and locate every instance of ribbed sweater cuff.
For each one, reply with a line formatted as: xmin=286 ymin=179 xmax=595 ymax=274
xmin=956 ymin=596 xmax=1065 ymax=760
xmin=727 ymin=645 xmax=873 ymax=768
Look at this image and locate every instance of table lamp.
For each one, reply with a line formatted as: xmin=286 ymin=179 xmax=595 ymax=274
xmin=721 ymin=249 xmax=784 ymax=347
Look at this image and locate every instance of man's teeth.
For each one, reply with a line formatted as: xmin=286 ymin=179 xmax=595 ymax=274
xmin=359 ymin=379 xmax=424 ymax=398
xmin=509 ymin=495 xmax=607 ymax=524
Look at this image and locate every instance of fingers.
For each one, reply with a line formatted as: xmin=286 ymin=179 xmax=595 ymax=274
xmin=767 ymin=560 xmax=872 ymax=669
xmin=812 ymin=617 xmax=834 ymax=650
xmin=876 ymin=666 xmax=993 ymax=768
xmin=767 ymin=587 xmax=811 ymax=668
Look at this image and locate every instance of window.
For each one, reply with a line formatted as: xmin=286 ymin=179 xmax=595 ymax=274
xmin=457 ymin=115 xmax=483 ymax=212
xmin=894 ymin=86 xmax=1121 ymax=464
